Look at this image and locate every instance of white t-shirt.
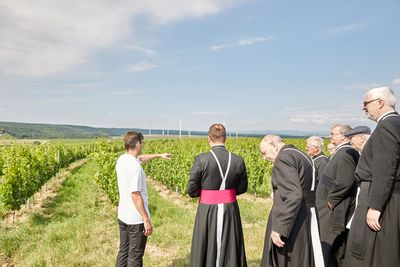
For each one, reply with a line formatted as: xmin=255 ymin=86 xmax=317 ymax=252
xmin=116 ymin=153 xmax=150 ymax=225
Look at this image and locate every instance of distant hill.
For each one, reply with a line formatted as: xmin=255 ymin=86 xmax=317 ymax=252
xmin=0 ymin=121 xmax=328 ymax=139
xmin=0 ymin=121 xmax=207 ymax=139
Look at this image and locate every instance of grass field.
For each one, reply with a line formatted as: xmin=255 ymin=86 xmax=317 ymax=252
xmin=0 ymin=159 xmax=272 ymax=266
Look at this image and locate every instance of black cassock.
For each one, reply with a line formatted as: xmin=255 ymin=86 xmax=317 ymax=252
xmin=315 ymin=142 xmax=359 ymax=267
xmin=260 ymin=144 xmax=324 ymax=267
xmin=187 ymin=145 xmax=248 ymax=267
xmin=344 ymin=111 xmax=400 ymax=267
xmin=313 ymin=152 xmax=329 ymax=186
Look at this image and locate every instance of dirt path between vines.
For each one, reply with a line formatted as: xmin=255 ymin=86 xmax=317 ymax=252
xmin=1 ymin=158 xmax=88 ymax=228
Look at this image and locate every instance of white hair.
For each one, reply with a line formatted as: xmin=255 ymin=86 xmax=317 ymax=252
xmin=307 ymin=136 xmax=324 ymax=150
xmin=260 ymin=135 xmax=282 ymax=146
xmin=366 ymin=86 xmax=396 ymax=108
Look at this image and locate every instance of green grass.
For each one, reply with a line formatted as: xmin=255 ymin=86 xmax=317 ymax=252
xmin=0 ymin=160 xmax=118 ymax=266
xmin=0 ymin=160 xmax=272 ymax=266
xmin=238 ymin=198 xmax=271 ymax=265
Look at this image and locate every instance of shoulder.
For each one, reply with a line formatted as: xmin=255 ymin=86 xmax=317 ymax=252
xmin=194 ymin=151 xmax=211 ymax=162
xmin=335 ymin=146 xmax=359 ymax=160
xmin=230 ymin=152 xmax=245 ymax=162
xmin=282 ymin=147 xmax=309 ymax=160
xmin=277 ymin=147 xmax=301 ymax=164
xmin=376 ymin=116 xmax=400 ymax=134
xmin=117 ymin=154 xmax=140 ymax=168
xmin=315 ymin=155 xmax=329 ymax=163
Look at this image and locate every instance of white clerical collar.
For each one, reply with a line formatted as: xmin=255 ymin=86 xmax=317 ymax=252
xmin=336 ymin=141 xmax=351 ymax=150
xmin=212 ymin=144 xmax=225 ymax=148
xmin=377 ymin=110 xmax=396 ymax=122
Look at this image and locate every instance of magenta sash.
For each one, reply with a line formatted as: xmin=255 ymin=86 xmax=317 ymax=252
xmin=199 ymin=188 xmax=237 ymax=204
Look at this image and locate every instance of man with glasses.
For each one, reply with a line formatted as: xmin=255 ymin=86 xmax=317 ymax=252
xmin=344 ymin=87 xmax=400 ymax=267
xmin=316 ymin=124 xmax=359 ymax=267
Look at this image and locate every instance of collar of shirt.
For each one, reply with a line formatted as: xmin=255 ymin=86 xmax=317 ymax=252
xmin=377 ymin=110 xmax=397 ymax=122
xmin=313 ymin=152 xmax=326 ymax=159
xmin=336 ymin=141 xmax=351 ymax=150
xmin=212 ymin=144 xmax=225 ymax=148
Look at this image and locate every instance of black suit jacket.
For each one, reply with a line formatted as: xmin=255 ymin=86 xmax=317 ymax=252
xmin=356 ymin=111 xmax=400 ymax=211
xmin=270 ymin=144 xmax=314 ymax=238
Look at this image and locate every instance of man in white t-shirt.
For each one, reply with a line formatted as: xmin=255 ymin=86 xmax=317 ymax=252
xmin=116 ymin=131 xmax=171 ymax=267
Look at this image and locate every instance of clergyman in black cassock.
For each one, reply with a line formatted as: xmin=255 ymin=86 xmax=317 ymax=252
xmin=306 ymin=136 xmax=329 ymax=185
xmin=344 ymin=87 xmax=400 ymax=267
xmin=187 ymin=124 xmax=248 ymax=267
xmin=313 ymin=152 xmax=329 ymax=184
xmin=316 ymin=124 xmax=359 ymax=267
xmin=259 ymin=135 xmax=324 ymax=267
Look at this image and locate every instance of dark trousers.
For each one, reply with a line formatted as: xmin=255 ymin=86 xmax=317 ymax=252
xmin=116 ymin=219 xmax=147 ymax=267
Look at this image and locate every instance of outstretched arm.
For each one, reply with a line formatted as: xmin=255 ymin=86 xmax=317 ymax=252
xmin=138 ymin=153 xmax=171 ymax=163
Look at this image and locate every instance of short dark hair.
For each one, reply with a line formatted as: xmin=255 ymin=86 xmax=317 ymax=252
xmin=208 ymin=124 xmax=226 ymax=142
xmin=123 ymin=131 xmax=144 ymax=150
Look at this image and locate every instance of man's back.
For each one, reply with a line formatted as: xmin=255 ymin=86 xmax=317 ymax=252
xmin=187 ymin=145 xmax=247 ymax=197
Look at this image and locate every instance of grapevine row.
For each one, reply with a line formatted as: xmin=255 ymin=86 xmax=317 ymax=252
xmin=0 ymin=141 xmax=123 ymax=216
xmin=93 ymin=138 xmax=310 ymax=205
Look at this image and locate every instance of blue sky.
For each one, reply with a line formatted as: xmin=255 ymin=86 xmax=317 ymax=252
xmin=1 ymin=0 xmax=399 ymax=132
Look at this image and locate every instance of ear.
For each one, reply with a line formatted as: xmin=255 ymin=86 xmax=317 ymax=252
xmin=378 ymin=99 xmax=385 ymax=108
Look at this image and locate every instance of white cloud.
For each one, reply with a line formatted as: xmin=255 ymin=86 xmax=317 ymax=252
xmin=66 ymin=82 xmax=104 ymax=89
xmin=138 ymin=0 xmax=236 ymax=24
xmin=209 ymin=36 xmax=274 ymax=51
xmin=0 ymin=0 xmax=237 ymax=76
xmin=108 ymin=89 xmax=149 ymax=95
xmin=324 ymin=22 xmax=366 ymax=34
xmin=126 ymin=45 xmax=159 ymax=56
xmin=393 ymin=78 xmax=400 ymax=85
xmin=287 ymin=105 xmax=371 ymax=127
xmin=290 ymin=118 xmax=308 ymax=123
xmin=0 ymin=1 xmax=133 ymax=76
xmin=209 ymin=44 xmax=233 ymax=51
xmin=192 ymin=111 xmax=227 ymax=116
xmin=125 ymin=61 xmax=158 ymax=72
xmin=238 ymin=36 xmax=274 ymax=46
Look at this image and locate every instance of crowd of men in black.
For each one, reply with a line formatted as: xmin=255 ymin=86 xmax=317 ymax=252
xmin=115 ymin=86 xmax=399 ymax=267
xmin=257 ymin=86 xmax=400 ymax=267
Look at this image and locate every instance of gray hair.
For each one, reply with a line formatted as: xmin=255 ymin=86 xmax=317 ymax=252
xmin=307 ymin=136 xmax=324 ymax=150
xmin=260 ymin=135 xmax=282 ymax=146
xmin=332 ymin=124 xmax=351 ymax=135
xmin=366 ymin=86 xmax=396 ymax=108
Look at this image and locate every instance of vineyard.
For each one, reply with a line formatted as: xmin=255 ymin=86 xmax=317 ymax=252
xmin=0 ymin=141 xmax=123 ymax=217
xmin=93 ymin=137 xmax=311 ymax=205
xmin=0 ymin=137 xmax=310 ymax=218
xmin=0 ymin=137 xmax=314 ymax=266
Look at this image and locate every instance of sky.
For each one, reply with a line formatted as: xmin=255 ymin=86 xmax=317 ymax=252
xmin=1 ymin=0 xmax=400 ymax=133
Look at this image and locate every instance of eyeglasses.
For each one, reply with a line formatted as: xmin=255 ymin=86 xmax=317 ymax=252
xmin=363 ymin=98 xmax=380 ymax=107
xmin=330 ymin=132 xmax=342 ymax=136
